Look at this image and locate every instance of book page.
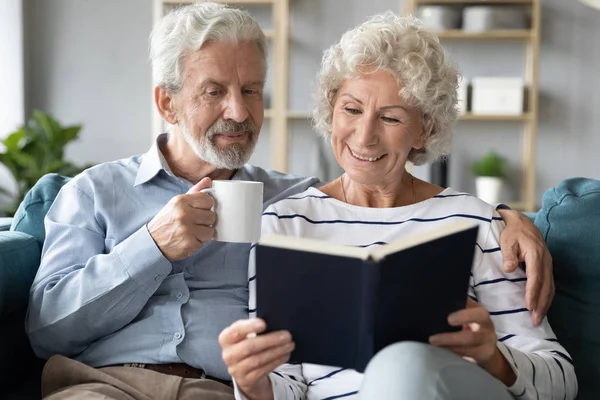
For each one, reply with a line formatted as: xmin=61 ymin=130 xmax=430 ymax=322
xmin=259 ymin=234 xmax=371 ymax=260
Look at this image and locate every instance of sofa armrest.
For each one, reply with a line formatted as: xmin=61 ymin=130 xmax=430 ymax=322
xmin=0 ymin=231 xmax=43 ymax=395
xmin=0 ymin=217 xmax=12 ymax=232
xmin=0 ymin=231 xmax=41 ymax=318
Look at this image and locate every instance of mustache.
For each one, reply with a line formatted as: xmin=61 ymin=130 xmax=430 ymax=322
xmin=206 ymin=119 xmax=257 ymax=138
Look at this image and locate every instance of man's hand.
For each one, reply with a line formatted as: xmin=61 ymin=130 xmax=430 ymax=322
xmin=497 ymin=208 xmax=554 ymax=326
xmin=147 ymin=177 xmax=216 ymax=261
xmin=220 ymin=319 xmax=294 ymax=400
xmin=429 ymin=299 xmax=516 ymax=386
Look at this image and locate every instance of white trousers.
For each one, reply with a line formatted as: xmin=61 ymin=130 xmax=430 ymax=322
xmin=360 ymin=342 xmax=515 ymax=400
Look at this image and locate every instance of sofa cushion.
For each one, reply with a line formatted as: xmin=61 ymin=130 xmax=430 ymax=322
xmin=10 ymin=174 xmax=71 ymax=245
xmin=0 ymin=231 xmax=40 ymax=317
xmin=533 ymin=177 xmax=600 ymax=400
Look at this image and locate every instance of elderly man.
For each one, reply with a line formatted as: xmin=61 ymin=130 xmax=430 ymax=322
xmin=26 ymin=3 xmax=553 ymax=400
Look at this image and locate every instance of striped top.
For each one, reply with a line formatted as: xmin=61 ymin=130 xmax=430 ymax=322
xmin=235 ymin=187 xmax=577 ymax=400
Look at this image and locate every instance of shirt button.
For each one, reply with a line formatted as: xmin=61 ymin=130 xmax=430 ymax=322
xmin=155 ymin=275 xmax=163 ymax=282
xmin=176 ymin=292 xmax=183 ymax=299
xmin=174 ymin=332 xmax=182 ymax=340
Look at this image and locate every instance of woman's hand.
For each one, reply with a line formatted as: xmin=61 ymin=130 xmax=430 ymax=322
xmin=497 ymin=208 xmax=554 ymax=326
xmin=429 ymin=299 xmax=516 ymax=386
xmin=219 ymin=318 xmax=295 ymax=400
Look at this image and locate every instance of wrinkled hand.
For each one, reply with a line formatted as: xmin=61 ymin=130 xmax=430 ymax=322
xmin=497 ymin=208 xmax=554 ymax=326
xmin=429 ymin=299 xmax=516 ymax=386
xmin=147 ymin=177 xmax=216 ymax=261
xmin=219 ymin=319 xmax=294 ymax=400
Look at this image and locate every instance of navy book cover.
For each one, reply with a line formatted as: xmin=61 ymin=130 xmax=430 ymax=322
xmin=256 ymin=222 xmax=479 ymax=372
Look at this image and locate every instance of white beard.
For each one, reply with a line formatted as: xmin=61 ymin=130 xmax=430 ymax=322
xmin=180 ymin=119 xmax=257 ymax=170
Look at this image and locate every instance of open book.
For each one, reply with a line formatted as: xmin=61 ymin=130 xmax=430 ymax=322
xmin=255 ymin=221 xmax=479 ymax=372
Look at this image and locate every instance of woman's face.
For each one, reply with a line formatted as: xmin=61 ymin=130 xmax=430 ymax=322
xmin=331 ymin=70 xmax=425 ymax=187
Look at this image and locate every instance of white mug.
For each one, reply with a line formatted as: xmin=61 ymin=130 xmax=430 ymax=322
xmin=202 ymin=180 xmax=263 ymax=243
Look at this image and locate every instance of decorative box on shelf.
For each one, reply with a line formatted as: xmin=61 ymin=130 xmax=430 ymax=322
xmin=471 ymin=77 xmax=524 ymax=116
xmin=462 ymin=6 xmax=529 ymax=32
xmin=417 ymin=5 xmax=462 ymax=31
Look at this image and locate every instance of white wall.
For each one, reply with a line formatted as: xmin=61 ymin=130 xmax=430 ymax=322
xmin=25 ymin=0 xmax=154 ymax=166
xmin=0 ymin=0 xmax=24 ymax=137
xmin=0 ymin=0 xmax=25 ymax=204
xmin=23 ymin=0 xmax=600 ymax=206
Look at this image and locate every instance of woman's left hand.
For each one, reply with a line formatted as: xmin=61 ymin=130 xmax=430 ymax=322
xmin=429 ymin=299 xmax=516 ymax=386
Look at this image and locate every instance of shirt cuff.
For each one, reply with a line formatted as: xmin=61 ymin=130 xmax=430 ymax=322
xmin=233 ymin=379 xmax=249 ymax=400
xmin=114 ymin=225 xmax=172 ymax=294
xmin=233 ymin=376 xmax=280 ymax=400
xmin=497 ymin=342 xmax=527 ymax=397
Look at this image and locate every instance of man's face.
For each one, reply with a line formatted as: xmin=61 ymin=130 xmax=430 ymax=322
xmin=173 ymin=41 xmax=265 ymax=169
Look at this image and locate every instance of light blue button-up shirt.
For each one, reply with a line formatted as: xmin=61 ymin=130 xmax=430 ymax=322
xmin=26 ymin=134 xmax=319 ymax=380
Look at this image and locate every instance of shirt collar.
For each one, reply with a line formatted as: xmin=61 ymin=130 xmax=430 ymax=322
xmin=134 ymin=133 xmax=173 ymax=187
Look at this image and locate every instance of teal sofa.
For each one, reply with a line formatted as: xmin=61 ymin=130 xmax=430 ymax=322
xmin=0 ymin=174 xmax=599 ymax=399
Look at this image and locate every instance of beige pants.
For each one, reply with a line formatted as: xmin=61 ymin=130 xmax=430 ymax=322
xmin=42 ymin=355 xmax=235 ymax=400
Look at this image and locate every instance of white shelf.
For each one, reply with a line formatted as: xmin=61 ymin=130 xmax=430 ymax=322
xmin=416 ymin=0 xmax=533 ymax=4
xmin=163 ymin=0 xmax=277 ymax=4
xmin=459 ymin=113 xmax=532 ymax=121
xmin=435 ymin=30 xmax=533 ymax=40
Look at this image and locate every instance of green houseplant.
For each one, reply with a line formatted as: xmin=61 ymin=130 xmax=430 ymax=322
xmin=471 ymin=151 xmax=508 ymax=204
xmin=471 ymin=151 xmax=508 ymax=179
xmin=0 ymin=110 xmax=90 ymax=216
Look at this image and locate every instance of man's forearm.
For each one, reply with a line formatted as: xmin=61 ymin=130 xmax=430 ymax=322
xmin=26 ymin=225 xmax=171 ymax=358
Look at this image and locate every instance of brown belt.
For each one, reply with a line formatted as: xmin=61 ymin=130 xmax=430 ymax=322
xmin=109 ymin=363 xmax=233 ymax=387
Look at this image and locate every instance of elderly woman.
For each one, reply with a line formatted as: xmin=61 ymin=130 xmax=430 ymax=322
xmin=220 ymin=13 xmax=577 ymax=400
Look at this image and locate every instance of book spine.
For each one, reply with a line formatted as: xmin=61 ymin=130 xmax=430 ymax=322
xmin=354 ymin=260 xmax=379 ymax=373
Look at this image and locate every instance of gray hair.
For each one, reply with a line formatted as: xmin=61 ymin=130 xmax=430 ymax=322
xmin=312 ymin=12 xmax=459 ymax=165
xmin=150 ymin=2 xmax=268 ymax=94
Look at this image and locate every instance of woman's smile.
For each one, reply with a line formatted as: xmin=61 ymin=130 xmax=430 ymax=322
xmin=348 ymin=145 xmax=386 ymax=163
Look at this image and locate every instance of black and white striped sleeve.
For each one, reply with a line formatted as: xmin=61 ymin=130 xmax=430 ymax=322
xmin=234 ymin=363 xmax=306 ymax=400
xmin=473 ymin=214 xmax=578 ymax=400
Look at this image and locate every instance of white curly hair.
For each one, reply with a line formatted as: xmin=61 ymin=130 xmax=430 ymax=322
xmin=312 ymin=12 xmax=459 ymax=165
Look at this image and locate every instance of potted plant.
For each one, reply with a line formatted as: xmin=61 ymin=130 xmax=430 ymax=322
xmin=0 ymin=110 xmax=90 ymax=216
xmin=471 ymin=151 xmax=508 ymax=204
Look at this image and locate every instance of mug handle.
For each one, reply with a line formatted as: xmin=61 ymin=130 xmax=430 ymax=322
xmin=200 ymin=187 xmax=215 ymax=197
xmin=200 ymin=188 xmax=218 ymax=239
xmin=200 ymin=188 xmax=216 ymax=211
